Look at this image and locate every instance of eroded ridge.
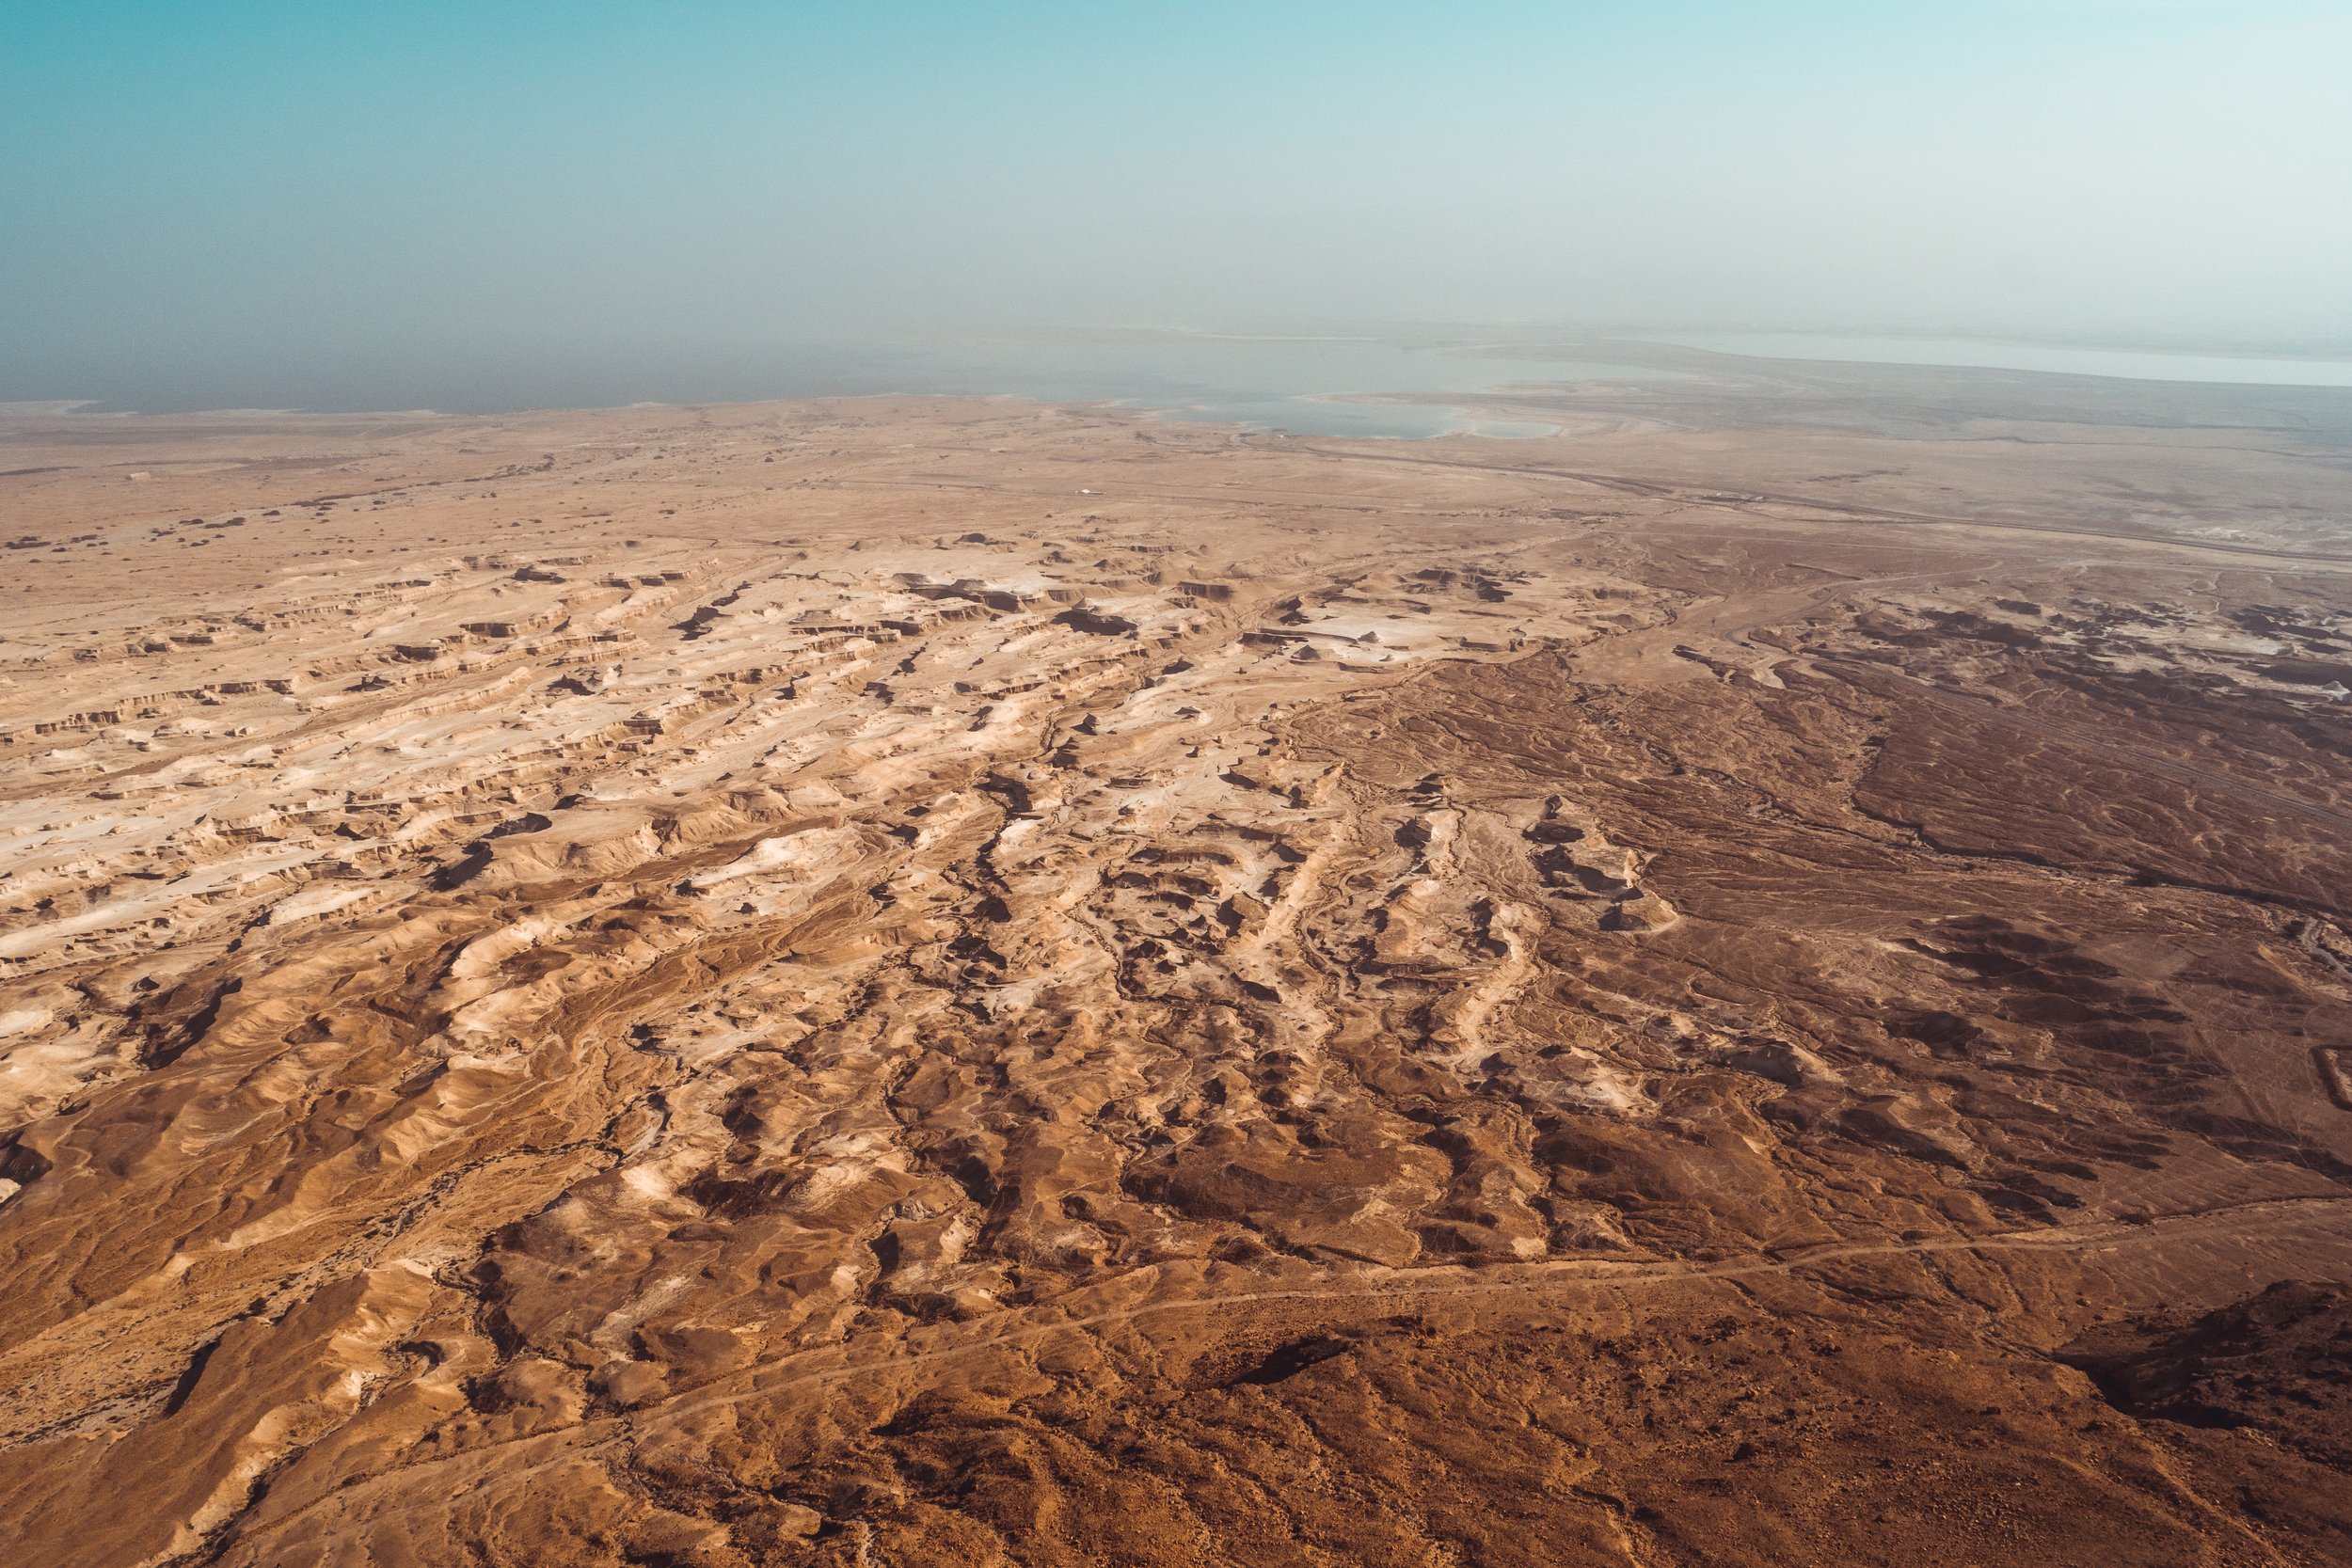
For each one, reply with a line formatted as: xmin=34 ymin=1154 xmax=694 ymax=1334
xmin=3 ymin=388 xmax=2350 ymax=1566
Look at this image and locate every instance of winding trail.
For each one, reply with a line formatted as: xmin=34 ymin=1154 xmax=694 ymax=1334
xmin=215 ymin=1192 xmax=2352 ymax=1564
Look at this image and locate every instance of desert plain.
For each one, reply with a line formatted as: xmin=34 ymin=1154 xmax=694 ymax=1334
xmin=2 ymin=348 xmax=2351 ymax=1566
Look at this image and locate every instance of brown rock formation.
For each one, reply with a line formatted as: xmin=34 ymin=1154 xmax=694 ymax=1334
xmin=3 ymin=362 xmax=2350 ymax=1564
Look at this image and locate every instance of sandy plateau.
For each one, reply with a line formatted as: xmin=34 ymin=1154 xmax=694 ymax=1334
xmin=4 ymin=355 xmax=2352 ymax=1566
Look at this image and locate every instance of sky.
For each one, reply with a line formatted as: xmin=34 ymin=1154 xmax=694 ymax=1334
xmin=4 ymin=1 xmax=2349 ymax=408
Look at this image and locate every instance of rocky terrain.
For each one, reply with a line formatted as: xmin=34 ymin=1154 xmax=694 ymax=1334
xmin=4 ymin=358 xmax=2351 ymax=1566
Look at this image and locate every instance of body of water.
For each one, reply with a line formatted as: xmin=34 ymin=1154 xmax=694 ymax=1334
xmin=44 ymin=329 xmax=2352 ymax=433
xmin=1652 ymin=332 xmax=2352 ymax=388
xmin=849 ymin=333 xmax=1629 ymax=436
xmin=49 ymin=333 xmax=1656 ymax=437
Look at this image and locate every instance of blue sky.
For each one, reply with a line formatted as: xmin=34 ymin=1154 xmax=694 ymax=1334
xmin=4 ymin=2 xmax=2348 ymax=404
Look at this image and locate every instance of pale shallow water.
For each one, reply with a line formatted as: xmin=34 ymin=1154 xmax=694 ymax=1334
xmin=725 ymin=335 xmax=1647 ymax=438
xmin=51 ymin=334 xmax=1661 ymax=436
xmin=1650 ymin=332 xmax=2352 ymax=388
xmin=1140 ymin=393 xmax=1559 ymax=439
xmin=51 ymin=328 xmax=2351 ymax=431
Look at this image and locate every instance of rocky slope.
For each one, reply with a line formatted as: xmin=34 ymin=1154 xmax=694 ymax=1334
xmin=4 ymin=377 xmax=2350 ymax=1565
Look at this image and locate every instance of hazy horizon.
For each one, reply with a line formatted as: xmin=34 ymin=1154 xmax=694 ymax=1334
xmin=7 ymin=1 xmax=2349 ymax=411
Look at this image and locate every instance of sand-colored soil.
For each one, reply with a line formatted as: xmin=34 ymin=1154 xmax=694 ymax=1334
xmin=4 ymin=359 xmax=2351 ymax=1565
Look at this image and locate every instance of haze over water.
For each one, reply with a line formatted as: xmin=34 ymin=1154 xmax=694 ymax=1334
xmin=6 ymin=3 xmax=2348 ymax=419
xmin=21 ymin=331 xmax=1640 ymax=435
xmin=27 ymin=326 xmax=2352 ymax=438
xmin=1661 ymin=335 xmax=2352 ymax=389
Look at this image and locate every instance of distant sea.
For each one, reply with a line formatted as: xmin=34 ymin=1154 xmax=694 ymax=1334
xmin=42 ymin=335 xmax=1651 ymax=438
xmin=1650 ymin=332 xmax=2352 ymax=388
xmin=33 ymin=328 xmax=2352 ymax=434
